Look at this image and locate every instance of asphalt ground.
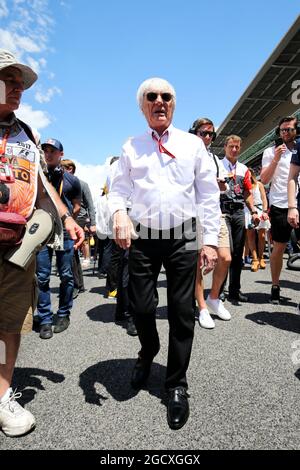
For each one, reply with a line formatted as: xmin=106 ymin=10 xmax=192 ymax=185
xmin=1 ymin=255 xmax=300 ymax=450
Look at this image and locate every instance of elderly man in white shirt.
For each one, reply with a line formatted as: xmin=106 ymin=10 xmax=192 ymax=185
xmin=109 ymin=77 xmax=220 ymax=430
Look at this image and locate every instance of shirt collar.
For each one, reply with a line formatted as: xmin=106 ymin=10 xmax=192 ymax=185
xmin=148 ymin=123 xmax=174 ymax=140
xmin=0 ymin=113 xmax=23 ymax=136
xmin=223 ymin=157 xmax=237 ymax=171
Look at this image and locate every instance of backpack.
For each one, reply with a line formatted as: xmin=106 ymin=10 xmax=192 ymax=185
xmin=0 ymin=120 xmax=38 ymax=246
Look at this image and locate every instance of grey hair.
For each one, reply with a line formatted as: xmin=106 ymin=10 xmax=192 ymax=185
xmin=136 ymin=77 xmax=176 ymax=109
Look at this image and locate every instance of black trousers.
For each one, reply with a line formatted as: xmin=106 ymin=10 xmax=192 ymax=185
xmin=98 ymin=236 xmax=113 ymax=275
xmin=106 ymin=241 xmax=123 ymax=292
xmin=226 ymin=209 xmax=246 ymax=295
xmin=116 ymin=249 xmax=129 ymax=316
xmin=128 ymin=220 xmax=197 ymax=390
xmin=72 ymin=249 xmax=84 ymax=291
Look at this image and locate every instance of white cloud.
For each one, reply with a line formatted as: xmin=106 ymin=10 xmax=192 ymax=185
xmin=0 ymin=29 xmax=18 ymax=54
xmin=26 ymin=56 xmax=41 ymax=74
xmin=0 ymin=0 xmax=8 ymax=18
xmin=0 ymin=1 xmax=54 ymax=68
xmin=72 ymin=159 xmax=111 ymax=201
xmin=16 ymin=103 xmax=51 ymax=130
xmin=35 ymin=86 xmax=62 ymax=103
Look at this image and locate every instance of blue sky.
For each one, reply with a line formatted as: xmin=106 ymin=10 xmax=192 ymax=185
xmin=0 ymin=0 xmax=299 ymax=194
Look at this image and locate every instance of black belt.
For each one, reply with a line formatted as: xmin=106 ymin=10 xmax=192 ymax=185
xmin=221 ymin=202 xmax=244 ymax=212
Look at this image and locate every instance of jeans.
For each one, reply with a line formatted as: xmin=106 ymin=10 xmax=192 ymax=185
xmin=36 ymin=238 xmax=74 ymax=325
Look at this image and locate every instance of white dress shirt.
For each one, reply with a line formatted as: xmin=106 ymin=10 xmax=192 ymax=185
xmin=108 ymin=125 xmax=220 ymax=246
xmin=261 ymin=145 xmax=294 ymax=208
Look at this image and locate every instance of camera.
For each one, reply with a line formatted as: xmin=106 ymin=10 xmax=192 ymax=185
xmin=247 ymin=222 xmax=256 ymax=230
xmin=223 ymin=176 xmax=233 ymax=184
xmin=0 ymin=182 xmax=9 ymax=204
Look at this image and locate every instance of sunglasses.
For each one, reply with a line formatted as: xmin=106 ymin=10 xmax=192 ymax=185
xmin=146 ymin=92 xmax=173 ymax=102
xmin=279 ymin=127 xmax=296 ymax=133
xmin=198 ymin=130 xmax=216 ymax=138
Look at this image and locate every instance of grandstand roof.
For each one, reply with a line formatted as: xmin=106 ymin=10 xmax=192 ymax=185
xmin=213 ymin=16 xmax=300 ymax=160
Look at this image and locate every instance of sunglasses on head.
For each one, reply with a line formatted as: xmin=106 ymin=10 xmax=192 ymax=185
xmin=198 ymin=130 xmax=216 ymax=138
xmin=279 ymin=127 xmax=296 ymax=133
xmin=146 ymin=92 xmax=173 ymax=102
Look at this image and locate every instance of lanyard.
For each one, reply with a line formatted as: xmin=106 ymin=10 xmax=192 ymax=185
xmin=152 ymin=132 xmax=176 ymax=159
xmin=0 ymin=129 xmax=10 ymax=161
xmin=227 ymin=161 xmax=237 ymax=182
xmin=0 ymin=128 xmax=15 ymax=183
xmin=59 ymin=178 xmax=63 ymax=197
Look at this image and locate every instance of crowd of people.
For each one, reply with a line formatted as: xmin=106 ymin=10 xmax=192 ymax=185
xmin=0 ymin=50 xmax=299 ymax=437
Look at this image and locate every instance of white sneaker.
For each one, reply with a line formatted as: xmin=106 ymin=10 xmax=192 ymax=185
xmin=199 ymin=308 xmax=215 ymax=329
xmin=206 ymin=295 xmax=231 ymax=321
xmin=81 ymin=259 xmax=90 ymax=268
xmin=0 ymin=388 xmax=35 ymax=437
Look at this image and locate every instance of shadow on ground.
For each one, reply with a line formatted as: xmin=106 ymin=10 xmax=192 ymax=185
xmin=12 ymin=368 xmax=65 ymax=406
xmin=86 ymin=304 xmax=168 ymax=323
xmin=246 ymin=310 xmax=300 ymax=333
xmin=79 ymin=359 xmax=166 ymax=406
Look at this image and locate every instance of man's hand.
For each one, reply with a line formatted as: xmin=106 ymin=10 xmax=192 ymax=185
xmin=274 ymin=144 xmax=286 ymax=162
xmin=64 ymin=217 xmax=85 ymax=249
xmin=217 ymin=179 xmax=227 ymax=192
xmin=261 ymin=211 xmax=269 ymax=221
xmin=199 ymin=245 xmax=218 ymax=275
xmin=251 ymin=213 xmax=261 ymax=226
xmin=288 ymin=207 xmax=299 ymax=228
xmin=113 ymin=210 xmax=137 ymax=250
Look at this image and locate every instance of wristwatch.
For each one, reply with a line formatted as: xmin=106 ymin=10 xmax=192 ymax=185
xmin=251 ymin=210 xmax=258 ymax=215
xmin=61 ymin=211 xmax=72 ymax=223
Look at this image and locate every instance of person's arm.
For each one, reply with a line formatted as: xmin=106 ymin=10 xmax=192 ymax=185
xmin=37 ymin=173 xmax=84 ymax=249
xmin=82 ymin=181 xmax=96 ymax=232
xmin=69 ymin=176 xmax=82 ymax=220
xmin=72 ymin=199 xmax=81 ymax=219
xmin=258 ymin=182 xmax=269 ymax=220
xmin=195 ymin=142 xmax=220 ymax=274
xmin=287 ymin=163 xmax=300 ymax=228
xmin=244 ymin=190 xmax=260 ymax=226
xmin=108 ymin=145 xmax=137 ymax=250
xmin=260 ymin=145 xmax=286 ymax=185
xmin=242 ymin=169 xmax=260 ymax=226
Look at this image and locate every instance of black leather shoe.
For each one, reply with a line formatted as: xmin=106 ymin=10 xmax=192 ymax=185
xmin=228 ymin=291 xmax=248 ymax=303
xmin=127 ymin=317 xmax=138 ymax=336
xmin=39 ymin=323 xmax=53 ymax=340
xmin=167 ymin=387 xmax=190 ymax=430
xmin=115 ymin=310 xmax=128 ymax=322
xmin=131 ymin=357 xmax=153 ymax=390
xmin=54 ymin=316 xmax=70 ymax=334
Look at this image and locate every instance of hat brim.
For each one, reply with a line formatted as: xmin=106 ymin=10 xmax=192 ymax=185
xmin=11 ymin=63 xmax=38 ymax=89
xmin=41 ymin=143 xmax=62 ymax=151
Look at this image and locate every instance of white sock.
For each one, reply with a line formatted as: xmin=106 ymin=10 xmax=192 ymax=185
xmin=199 ymin=308 xmax=209 ymax=314
xmin=208 ymin=296 xmax=219 ymax=305
xmin=0 ymin=387 xmax=12 ymax=402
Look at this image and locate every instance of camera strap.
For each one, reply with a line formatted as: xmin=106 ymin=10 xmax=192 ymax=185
xmin=0 ymin=128 xmax=15 ymax=183
xmin=0 ymin=128 xmax=10 ymax=155
xmin=210 ymin=150 xmax=220 ymax=179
